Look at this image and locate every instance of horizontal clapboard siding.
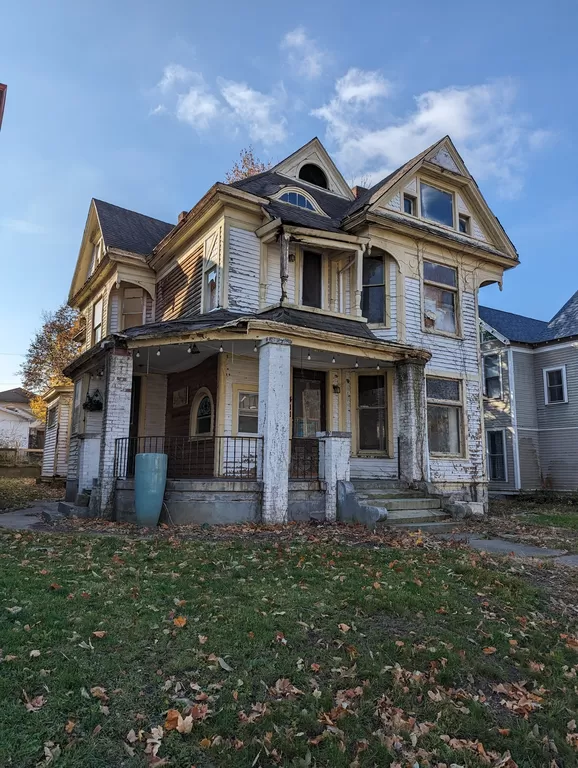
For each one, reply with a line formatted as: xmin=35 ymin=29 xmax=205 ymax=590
xmin=156 ymin=243 xmax=203 ymax=320
xmin=42 ymin=425 xmax=57 ymax=475
xmin=228 ymin=228 xmax=260 ymax=311
xmin=55 ymin=401 xmax=70 ymax=476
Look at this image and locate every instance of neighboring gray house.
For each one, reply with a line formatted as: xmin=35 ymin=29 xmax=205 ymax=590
xmin=480 ymin=292 xmax=578 ymax=493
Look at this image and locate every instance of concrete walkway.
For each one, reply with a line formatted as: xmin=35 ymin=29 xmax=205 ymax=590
xmin=443 ymin=532 xmax=578 ymax=566
xmin=0 ymin=502 xmax=64 ymax=531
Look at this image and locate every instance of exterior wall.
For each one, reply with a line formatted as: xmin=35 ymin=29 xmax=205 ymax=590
xmin=42 ymin=393 xmax=72 ymax=478
xmin=165 ymin=356 xmax=219 ymax=437
xmin=512 ymin=350 xmax=541 ymax=489
xmin=0 ymin=411 xmax=30 ymax=449
xmin=228 ymin=227 xmax=260 ymax=312
xmin=481 ymin=340 xmax=517 ymax=493
xmin=156 ymin=241 xmax=204 ymax=320
xmin=265 ymin=242 xmax=295 ymax=305
xmin=221 ymin=354 xmax=258 ymax=435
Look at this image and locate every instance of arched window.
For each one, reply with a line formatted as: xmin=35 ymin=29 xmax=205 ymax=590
xmin=278 ymin=191 xmax=316 ymax=210
xmin=190 ymin=389 xmax=214 ymax=435
xmin=298 ymin=163 xmax=328 ymax=189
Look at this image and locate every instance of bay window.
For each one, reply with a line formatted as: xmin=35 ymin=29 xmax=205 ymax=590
xmin=427 ymin=376 xmax=463 ymax=456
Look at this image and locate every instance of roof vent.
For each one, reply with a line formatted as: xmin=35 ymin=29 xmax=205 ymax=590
xmin=351 ymin=186 xmax=368 ymax=199
xmin=178 ymin=211 xmax=188 ymax=223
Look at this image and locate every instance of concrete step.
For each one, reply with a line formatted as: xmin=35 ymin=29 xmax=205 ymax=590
xmin=351 ymin=479 xmax=404 ymax=490
xmin=58 ymin=501 xmax=93 ymax=519
xmin=367 ymin=497 xmax=441 ymax=512
xmin=356 ymin=489 xmax=425 ymax=500
xmin=382 ymin=509 xmax=450 ymax=525
xmin=389 ymin=520 xmax=458 ymax=533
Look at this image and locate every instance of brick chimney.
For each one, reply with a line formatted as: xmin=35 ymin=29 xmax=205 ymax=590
xmin=177 ymin=210 xmax=188 ymax=224
xmin=351 ymin=185 xmax=368 ymax=199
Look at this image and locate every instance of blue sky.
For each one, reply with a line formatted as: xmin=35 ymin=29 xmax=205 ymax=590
xmin=1 ymin=0 xmax=577 ymax=390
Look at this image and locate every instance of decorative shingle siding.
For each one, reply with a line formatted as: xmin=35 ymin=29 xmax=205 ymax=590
xmin=156 ymin=242 xmax=204 ymax=320
xmin=228 ymin=227 xmax=260 ymax=312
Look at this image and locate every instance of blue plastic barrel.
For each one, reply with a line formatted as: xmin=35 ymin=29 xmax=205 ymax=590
xmin=134 ymin=453 xmax=168 ymax=527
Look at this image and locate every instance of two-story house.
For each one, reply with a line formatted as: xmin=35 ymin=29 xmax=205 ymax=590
xmin=61 ymin=136 xmax=519 ymax=524
xmin=480 ymin=293 xmax=578 ymax=494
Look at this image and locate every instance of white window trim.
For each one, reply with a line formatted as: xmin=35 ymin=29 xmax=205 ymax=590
xmin=426 ymin=375 xmax=465 ymax=458
xmin=543 ymin=365 xmax=568 ymax=405
xmin=486 ymin=429 xmax=508 ymax=483
xmin=273 ymin=187 xmax=326 ymax=216
xmin=235 ymin=387 xmax=259 ymax=436
xmin=189 ymin=388 xmax=214 ymax=436
xmin=422 ymin=259 xmax=460 ymax=337
xmin=482 ymin=352 xmax=503 ymax=399
xmin=419 ymin=179 xmax=456 ymax=229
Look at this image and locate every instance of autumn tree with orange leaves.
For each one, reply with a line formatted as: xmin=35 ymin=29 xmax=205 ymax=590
xmin=224 ymin=146 xmax=272 ymax=184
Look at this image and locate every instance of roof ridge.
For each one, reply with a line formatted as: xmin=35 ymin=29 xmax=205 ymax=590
xmin=479 ymin=304 xmax=548 ymax=324
xmin=93 ymin=198 xmax=173 ymax=227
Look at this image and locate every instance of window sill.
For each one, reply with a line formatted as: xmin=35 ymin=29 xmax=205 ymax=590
xmin=423 ymin=327 xmax=463 ymax=341
xmin=367 ymin=323 xmax=392 ymax=331
xmin=353 ymin=451 xmax=392 ymax=459
xmin=429 ymin=452 xmax=465 ymax=459
xmin=545 ymin=400 xmax=568 ymax=406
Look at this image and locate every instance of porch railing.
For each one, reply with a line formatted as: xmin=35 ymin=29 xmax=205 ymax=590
xmin=114 ymin=435 xmax=263 ymax=481
xmin=290 ymin=438 xmax=321 ymax=480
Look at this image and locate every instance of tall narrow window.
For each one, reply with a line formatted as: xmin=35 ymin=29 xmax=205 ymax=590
xmin=420 ymin=183 xmax=454 ymax=227
xmin=403 ymin=194 xmax=416 ymax=215
xmin=543 ymin=367 xmax=567 ymax=404
xmin=423 ymin=260 xmax=458 ymax=334
xmin=92 ymin=298 xmax=103 ymax=344
xmin=483 ymin=354 xmax=502 ymax=399
xmin=238 ymin=392 xmax=258 ymax=434
xmin=487 ymin=430 xmax=507 ymax=481
xmin=301 ymin=250 xmax=322 ymax=308
xmin=191 ymin=391 xmax=213 ymax=435
xmin=362 ymin=252 xmax=386 ymax=324
xmin=427 ymin=377 xmax=463 ymax=456
xmin=203 ymin=266 xmax=218 ymax=312
xmin=47 ymin=407 xmax=57 ymax=429
xmin=122 ymin=287 xmax=144 ymax=330
xmin=458 ymin=214 xmax=470 ymax=234
xmin=357 ymin=374 xmax=387 ymax=452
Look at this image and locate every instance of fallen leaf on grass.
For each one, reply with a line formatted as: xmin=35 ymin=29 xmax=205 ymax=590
xmin=23 ymin=691 xmax=45 ymax=712
xmin=173 ymin=616 xmax=187 ymax=628
xmin=4 ymin=655 xmax=17 ymax=662
xmin=199 ymin=737 xmax=212 ymax=748
xmin=338 ymin=623 xmax=350 ymax=633
xmin=269 ymin=678 xmax=303 ymax=699
xmin=217 ymin=656 xmax=233 ymax=672
xmin=126 ymin=729 xmax=138 ymax=743
xmin=92 ymin=724 xmax=102 ymax=736
xmin=41 ymin=742 xmax=61 ymax=765
xmin=6 ymin=606 xmax=22 ymax=614
xmin=49 ymin=583 xmax=61 ymax=590
xmin=65 ymin=720 xmax=75 ymax=734
xmin=92 ymin=631 xmax=107 ymax=639
xmin=29 ymin=649 xmax=41 ymax=658
xmin=90 ymin=686 xmax=109 ymax=701
xmin=198 ymin=634 xmax=208 ymax=644
xmin=483 ymin=646 xmax=497 ymax=655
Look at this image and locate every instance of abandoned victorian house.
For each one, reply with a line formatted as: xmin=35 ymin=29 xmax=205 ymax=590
xmin=61 ymin=136 xmax=519 ymax=525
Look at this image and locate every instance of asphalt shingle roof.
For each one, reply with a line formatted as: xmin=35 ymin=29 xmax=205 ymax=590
xmin=94 ymin=199 xmax=174 ymax=257
xmin=544 ymin=290 xmax=578 ymax=341
xmin=0 ymin=387 xmax=33 ymax=404
xmin=479 ymin=306 xmax=549 ymax=343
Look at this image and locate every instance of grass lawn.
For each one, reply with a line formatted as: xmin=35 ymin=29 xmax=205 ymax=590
xmin=0 ymin=477 xmax=64 ymax=512
xmin=1 ymin=526 xmax=578 ymax=767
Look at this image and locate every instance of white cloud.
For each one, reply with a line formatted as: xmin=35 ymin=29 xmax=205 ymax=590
xmin=313 ymin=73 xmax=546 ymax=198
xmin=281 ymin=27 xmax=326 ymax=80
xmin=150 ymin=104 xmax=167 ymax=116
xmin=176 ymin=77 xmax=221 ymax=130
xmin=157 ymin=63 xmax=195 ymax=92
xmin=0 ymin=218 xmax=45 ymax=235
xmin=219 ymin=79 xmax=287 ymax=145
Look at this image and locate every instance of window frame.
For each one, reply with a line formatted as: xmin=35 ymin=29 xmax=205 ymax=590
xmin=543 ymin=365 xmax=568 ymax=405
xmin=47 ymin=406 xmax=57 ymax=429
xmin=300 ymin=248 xmax=324 ymax=309
xmin=92 ymin=297 xmax=103 ymax=345
xmin=202 ymin=264 xmax=218 ymax=313
xmin=426 ymin=375 xmax=464 ymax=458
xmin=419 ymin=181 xmax=455 ymax=228
xmin=235 ymin=387 xmax=259 ymax=436
xmin=422 ymin=259 xmax=460 ymax=337
xmin=403 ymin=193 xmax=416 ymax=216
xmin=276 ymin=188 xmax=320 ymax=213
xmin=361 ymin=250 xmax=387 ymax=326
xmin=483 ymin=353 xmax=503 ymax=400
xmin=458 ymin=214 xmax=471 ymax=235
xmin=121 ymin=286 xmax=144 ymax=331
xmin=189 ymin=388 xmax=214 ymax=436
xmin=486 ymin=429 xmax=507 ymax=482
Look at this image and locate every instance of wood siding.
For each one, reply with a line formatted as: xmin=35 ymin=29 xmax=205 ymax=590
xmin=156 ymin=242 xmax=204 ymax=321
xmin=141 ymin=374 xmax=167 ymax=437
xmin=265 ymin=242 xmax=295 ymax=305
xmin=165 ymin=356 xmax=219 ymax=436
xmin=512 ymin=350 xmax=542 ymax=489
xmin=228 ymin=227 xmax=261 ymax=311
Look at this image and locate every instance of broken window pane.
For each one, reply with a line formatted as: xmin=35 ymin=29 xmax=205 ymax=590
xmin=424 ymin=284 xmax=456 ymax=333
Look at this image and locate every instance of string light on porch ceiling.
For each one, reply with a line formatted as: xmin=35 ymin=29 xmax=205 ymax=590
xmin=135 ymin=350 xmax=140 ymax=358
xmin=355 ymin=359 xmax=359 ymax=368
xmin=187 ymin=343 xmax=200 ymax=354
xmin=331 ymin=355 xmax=336 ymax=364
xmin=156 ymin=347 xmax=161 ymax=356
xmin=376 ymin=362 xmax=380 ymax=370
xmin=307 ymin=350 xmax=311 ymax=361
xmin=219 ymin=344 xmax=224 ymax=353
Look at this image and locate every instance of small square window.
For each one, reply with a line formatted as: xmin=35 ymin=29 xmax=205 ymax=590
xmin=543 ymin=367 xmax=567 ymax=404
xmin=403 ymin=194 xmax=416 ymax=215
xmin=459 ymin=215 xmax=470 ymax=234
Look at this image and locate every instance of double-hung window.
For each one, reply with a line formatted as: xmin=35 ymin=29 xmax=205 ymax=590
xmin=237 ymin=392 xmax=258 ymax=434
xmin=47 ymin=407 xmax=57 ymax=429
xmin=423 ymin=260 xmax=458 ymax=334
xmin=543 ymin=366 xmax=567 ymax=404
xmin=486 ymin=430 xmax=507 ymax=481
xmin=483 ymin=354 xmax=502 ymax=399
xmin=362 ymin=251 xmax=386 ymax=324
xmin=203 ymin=266 xmax=218 ymax=312
xmin=301 ymin=250 xmax=322 ymax=308
xmin=122 ymin=287 xmax=144 ymax=330
xmin=92 ymin=298 xmax=103 ymax=344
xmin=427 ymin=377 xmax=463 ymax=456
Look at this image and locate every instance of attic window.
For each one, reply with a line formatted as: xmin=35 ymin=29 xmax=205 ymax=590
xmin=459 ymin=214 xmax=470 ymax=234
xmin=420 ymin=183 xmax=454 ymax=227
xmin=298 ymin=163 xmax=328 ymax=189
xmin=278 ymin=191 xmax=316 ymax=211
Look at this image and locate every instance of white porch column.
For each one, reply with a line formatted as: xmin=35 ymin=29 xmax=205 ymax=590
xmin=354 ymin=247 xmax=364 ymax=317
xmin=396 ymin=359 xmax=428 ymax=485
xmin=98 ymin=349 xmax=133 ymax=517
xmin=318 ymin=431 xmax=351 ymax=521
xmin=258 ymin=337 xmax=291 ymax=523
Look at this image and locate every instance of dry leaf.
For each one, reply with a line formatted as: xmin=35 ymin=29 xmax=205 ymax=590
xmin=173 ymin=616 xmax=187 ymax=628
xmin=218 ymin=656 xmax=233 ymax=672
xmin=483 ymin=646 xmax=497 ymax=655
xmin=65 ymin=720 xmax=75 ymax=734
xmin=90 ymin=686 xmax=109 ymax=701
xmin=199 ymin=737 xmax=211 ymax=748
xmin=29 ymin=649 xmax=41 ymax=658
xmin=92 ymin=631 xmax=107 ymax=639
xmin=338 ymin=623 xmax=350 ymax=633
xmin=164 ymin=709 xmax=180 ymax=731
xmin=198 ymin=634 xmax=208 ymax=645
xmin=92 ymin=724 xmax=102 ymax=736
xmin=126 ymin=729 xmax=138 ymax=744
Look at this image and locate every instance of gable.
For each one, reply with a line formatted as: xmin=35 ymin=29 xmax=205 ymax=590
xmin=68 ymin=201 xmax=104 ymax=302
xmin=271 ymin=138 xmax=354 ymax=200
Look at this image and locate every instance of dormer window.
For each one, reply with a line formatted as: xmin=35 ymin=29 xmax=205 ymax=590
xmin=279 ymin=191 xmax=316 ymax=211
xmin=420 ymin=183 xmax=453 ymax=228
xmin=298 ymin=163 xmax=328 ymax=189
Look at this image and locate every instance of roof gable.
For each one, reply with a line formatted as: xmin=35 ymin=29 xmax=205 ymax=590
xmin=544 ymin=289 xmax=578 ymax=341
xmin=0 ymin=387 xmax=33 ymax=404
xmin=270 ymin=138 xmax=354 ymax=200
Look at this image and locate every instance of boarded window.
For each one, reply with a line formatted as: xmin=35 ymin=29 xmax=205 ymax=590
xmin=487 ymin=430 xmax=506 ymax=481
xmin=427 ymin=376 xmax=462 ymax=456
xmin=362 ymin=252 xmax=385 ymax=324
xmin=301 ymin=251 xmax=322 ymax=308
xmin=122 ymin=287 xmax=144 ymax=330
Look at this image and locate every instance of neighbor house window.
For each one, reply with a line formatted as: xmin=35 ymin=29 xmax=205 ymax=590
xmin=362 ymin=251 xmax=386 ymax=324
xmin=301 ymin=250 xmax=322 ymax=308
xmin=427 ymin=377 xmax=463 ymax=455
xmin=458 ymin=214 xmax=470 ymax=234
xmin=203 ymin=266 xmax=218 ymax=312
xmin=403 ymin=194 xmax=416 ymax=215
xmin=47 ymin=407 xmax=57 ymax=429
xmin=420 ymin=182 xmax=454 ymax=227
xmin=483 ymin=354 xmax=502 ymax=399
xmin=92 ymin=298 xmax=103 ymax=344
xmin=122 ymin=287 xmax=144 ymax=330
xmin=486 ymin=430 xmax=507 ymax=481
xmin=279 ymin=191 xmax=316 ymax=211
xmin=423 ymin=260 xmax=458 ymax=334
xmin=543 ymin=366 xmax=567 ymax=404
xmin=238 ymin=392 xmax=258 ymax=433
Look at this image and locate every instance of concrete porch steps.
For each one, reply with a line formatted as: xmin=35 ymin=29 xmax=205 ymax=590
xmin=350 ymin=478 xmax=453 ymax=529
